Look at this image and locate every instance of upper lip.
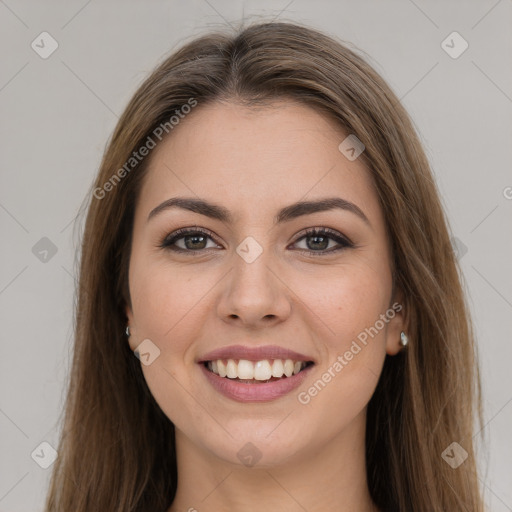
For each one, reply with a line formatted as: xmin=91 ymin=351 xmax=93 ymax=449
xmin=198 ymin=344 xmax=315 ymax=363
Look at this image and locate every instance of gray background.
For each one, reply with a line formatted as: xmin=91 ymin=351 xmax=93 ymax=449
xmin=0 ymin=0 xmax=511 ymax=510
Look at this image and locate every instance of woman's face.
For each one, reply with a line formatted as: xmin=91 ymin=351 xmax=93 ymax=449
xmin=126 ymin=99 xmax=404 ymax=466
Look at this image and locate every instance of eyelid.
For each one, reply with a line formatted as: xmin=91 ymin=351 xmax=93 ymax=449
xmin=160 ymin=226 xmax=221 ymax=250
xmin=293 ymin=227 xmax=353 ymax=246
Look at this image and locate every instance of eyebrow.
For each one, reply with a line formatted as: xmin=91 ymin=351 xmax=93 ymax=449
xmin=147 ymin=196 xmax=371 ymax=227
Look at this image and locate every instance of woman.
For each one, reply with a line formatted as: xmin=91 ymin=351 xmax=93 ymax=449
xmin=44 ymin=20 xmax=485 ymax=512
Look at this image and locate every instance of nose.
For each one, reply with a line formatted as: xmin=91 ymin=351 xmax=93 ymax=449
xmin=216 ymin=249 xmax=292 ymax=329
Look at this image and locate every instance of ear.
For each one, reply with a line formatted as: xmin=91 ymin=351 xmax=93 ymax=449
xmin=385 ymin=288 xmax=407 ymax=356
xmin=125 ymin=303 xmax=137 ymax=351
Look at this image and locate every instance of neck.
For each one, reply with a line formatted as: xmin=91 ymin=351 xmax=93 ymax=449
xmin=168 ymin=410 xmax=379 ymax=512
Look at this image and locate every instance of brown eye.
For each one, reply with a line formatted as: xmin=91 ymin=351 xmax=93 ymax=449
xmin=179 ymin=233 xmax=208 ymax=250
xmin=160 ymin=228 xmax=220 ymax=253
xmin=292 ymin=228 xmax=353 ymax=255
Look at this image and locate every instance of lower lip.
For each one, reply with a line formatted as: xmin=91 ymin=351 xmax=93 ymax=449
xmin=199 ymin=363 xmax=314 ymax=403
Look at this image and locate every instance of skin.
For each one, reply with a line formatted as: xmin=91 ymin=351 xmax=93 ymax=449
xmin=125 ymin=99 xmax=405 ymax=512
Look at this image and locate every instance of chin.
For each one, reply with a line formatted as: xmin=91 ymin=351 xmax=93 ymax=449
xmin=195 ymin=418 xmax=314 ymax=469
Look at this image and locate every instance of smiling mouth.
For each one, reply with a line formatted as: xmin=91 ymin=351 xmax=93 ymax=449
xmin=204 ymin=358 xmax=315 ymax=383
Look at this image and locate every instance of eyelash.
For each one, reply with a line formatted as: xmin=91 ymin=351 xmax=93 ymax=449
xmin=159 ymin=226 xmax=354 ymax=256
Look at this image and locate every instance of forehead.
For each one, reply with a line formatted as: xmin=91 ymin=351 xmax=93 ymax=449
xmin=136 ymin=100 xmax=381 ymax=228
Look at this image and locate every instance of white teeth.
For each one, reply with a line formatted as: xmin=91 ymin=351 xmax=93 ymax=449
xmin=226 ymin=359 xmax=238 ymax=379
xmin=217 ymin=359 xmax=227 ymax=377
xmin=271 ymin=359 xmax=284 ymax=377
xmin=238 ymin=359 xmax=254 ymax=379
xmin=254 ymin=360 xmax=272 ymax=381
xmin=216 ymin=359 xmax=227 ymax=377
xmin=283 ymin=359 xmax=294 ymax=377
xmin=206 ymin=358 xmax=309 ymax=380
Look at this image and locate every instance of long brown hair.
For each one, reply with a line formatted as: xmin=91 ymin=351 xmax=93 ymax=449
xmin=44 ymin=20 xmax=485 ymax=511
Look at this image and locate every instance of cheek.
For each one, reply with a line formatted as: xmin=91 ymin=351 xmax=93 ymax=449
xmin=291 ymin=258 xmax=391 ymax=343
xmin=294 ymin=261 xmax=390 ymax=396
xmin=129 ymin=258 xmax=214 ymax=349
xmin=129 ymin=260 xmax=210 ymax=430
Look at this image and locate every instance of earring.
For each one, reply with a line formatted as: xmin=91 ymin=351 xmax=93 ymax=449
xmin=125 ymin=325 xmax=130 ymax=337
xmin=400 ymin=331 xmax=409 ymax=347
